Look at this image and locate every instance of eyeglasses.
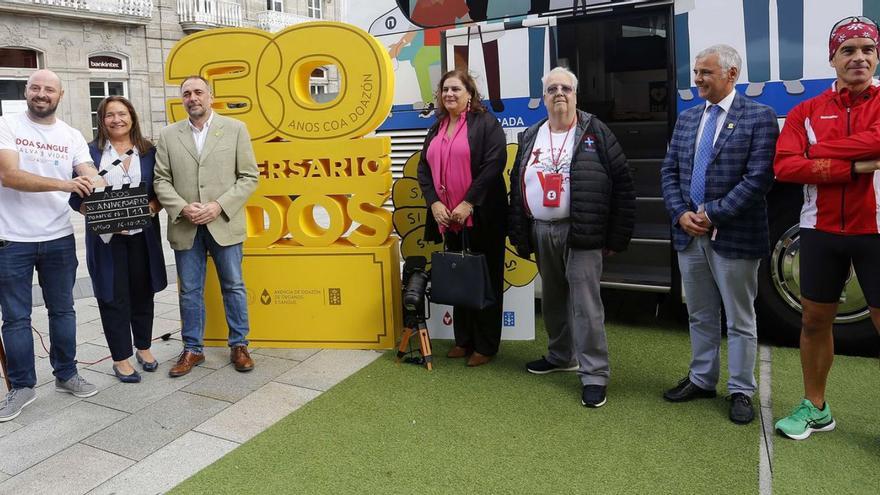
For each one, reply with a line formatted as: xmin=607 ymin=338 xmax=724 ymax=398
xmin=830 ymin=16 xmax=878 ymax=37
xmin=545 ymin=84 xmax=574 ymax=95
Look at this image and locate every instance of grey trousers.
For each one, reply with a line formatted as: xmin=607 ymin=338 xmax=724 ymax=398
xmin=677 ymin=235 xmax=759 ymax=396
xmin=532 ymin=220 xmax=609 ymax=386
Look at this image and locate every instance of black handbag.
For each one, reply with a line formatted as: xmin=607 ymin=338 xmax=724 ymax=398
xmin=430 ymin=229 xmax=496 ymax=310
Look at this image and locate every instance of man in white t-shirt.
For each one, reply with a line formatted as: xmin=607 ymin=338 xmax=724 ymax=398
xmin=507 ymin=67 xmax=635 ymax=408
xmin=0 ymin=69 xmax=103 ymax=423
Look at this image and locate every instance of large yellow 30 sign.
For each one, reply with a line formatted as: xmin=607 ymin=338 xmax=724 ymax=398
xmin=166 ymin=23 xmax=402 ymax=349
xmin=165 ymin=22 xmax=395 ymax=248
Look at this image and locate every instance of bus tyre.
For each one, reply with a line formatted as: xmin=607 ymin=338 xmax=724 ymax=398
xmin=756 ymin=213 xmax=880 ymax=357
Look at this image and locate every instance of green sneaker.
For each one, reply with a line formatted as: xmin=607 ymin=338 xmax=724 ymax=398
xmin=775 ymin=399 xmax=836 ymax=440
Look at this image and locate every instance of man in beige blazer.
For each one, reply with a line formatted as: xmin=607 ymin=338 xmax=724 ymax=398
xmin=154 ymin=76 xmax=259 ymax=377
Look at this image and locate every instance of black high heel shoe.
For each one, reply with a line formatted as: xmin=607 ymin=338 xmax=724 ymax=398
xmin=112 ymin=364 xmax=142 ymax=383
xmin=135 ymin=352 xmax=159 ymax=372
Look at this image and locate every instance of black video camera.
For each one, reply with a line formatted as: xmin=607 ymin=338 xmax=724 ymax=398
xmin=402 ymin=256 xmax=430 ymax=323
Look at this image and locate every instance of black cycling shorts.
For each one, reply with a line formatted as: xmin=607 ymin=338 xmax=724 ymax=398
xmin=799 ymin=228 xmax=880 ymax=307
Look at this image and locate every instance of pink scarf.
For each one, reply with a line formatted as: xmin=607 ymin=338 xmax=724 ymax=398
xmin=426 ymin=113 xmax=472 ymax=233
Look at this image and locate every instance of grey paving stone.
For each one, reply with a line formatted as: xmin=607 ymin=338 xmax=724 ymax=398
xmin=0 ymin=401 xmax=126 ymax=475
xmin=274 ymin=349 xmax=382 ymax=391
xmin=195 ymin=345 xmax=234 ymax=370
xmin=183 ymin=354 xmax=298 ymax=402
xmin=85 ymin=366 xmax=211 ymax=414
xmin=75 ymin=321 xmax=107 ymax=347
xmin=75 ymin=343 xmax=114 ymax=369
xmin=87 ymin=431 xmax=238 ymax=495
xmin=34 ymin=357 xmax=56 ymax=387
xmin=14 ymin=367 xmax=121 ymax=426
xmin=195 ymin=381 xmax=321 ymax=443
xmin=13 ymin=381 xmax=79 ymax=426
xmin=73 ymin=303 xmax=103 ymax=325
xmin=145 ymin=337 xmax=188 ymax=368
xmin=0 ymin=443 xmax=132 ymax=495
xmin=84 ymin=391 xmax=228 ymax=461
xmin=0 ymin=472 xmax=8 ymax=483
xmin=0 ymin=420 xmax=22 ymax=439
xmin=32 ymin=335 xmax=50 ymax=358
xmin=252 ymin=347 xmax=321 ymax=362
xmin=150 ymin=315 xmax=182 ymax=336
xmin=154 ymin=303 xmax=180 ymax=321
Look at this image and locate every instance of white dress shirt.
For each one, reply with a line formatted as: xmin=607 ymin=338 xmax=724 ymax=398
xmin=188 ymin=110 xmax=215 ymax=155
xmin=98 ymin=142 xmax=143 ymax=243
xmin=694 ymin=89 xmax=736 ymax=151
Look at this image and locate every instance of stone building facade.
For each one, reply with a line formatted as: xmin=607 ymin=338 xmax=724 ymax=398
xmin=0 ymin=0 xmax=343 ymax=141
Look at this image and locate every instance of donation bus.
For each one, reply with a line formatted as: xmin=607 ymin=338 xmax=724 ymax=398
xmin=345 ymin=0 xmax=880 ymax=354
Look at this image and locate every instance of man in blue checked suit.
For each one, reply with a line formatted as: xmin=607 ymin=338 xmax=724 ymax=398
xmin=660 ymin=44 xmax=779 ymax=425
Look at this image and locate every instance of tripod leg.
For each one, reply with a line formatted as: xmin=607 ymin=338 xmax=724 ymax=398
xmin=417 ymin=326 xmax=433 ymax=371
xmin=396 ymin=327 xmax=415 ymax=363
xmin=0 ymin=334 xmax=9 ymax=391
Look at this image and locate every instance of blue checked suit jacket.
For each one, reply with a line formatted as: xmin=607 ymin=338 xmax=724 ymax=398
xmin=660 ymin=92 xmax=779 ymax=259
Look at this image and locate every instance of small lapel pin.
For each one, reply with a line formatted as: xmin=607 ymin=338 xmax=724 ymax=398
xmin=214 ymin=131 xmax=222 ymax=137
xmin=727 ymin=122 xmax=735 ymax=129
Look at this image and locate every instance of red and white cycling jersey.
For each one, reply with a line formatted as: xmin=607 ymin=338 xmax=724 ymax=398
xmin=774 ymin=80 xmax=880 ymax=234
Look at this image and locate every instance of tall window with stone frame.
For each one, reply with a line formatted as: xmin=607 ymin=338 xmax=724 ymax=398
xmin=267 ymin=0 xmax=282 ymax=11
xmin=89 ymin=81 xmax=127 ymax=139
xmin=307 ymin=0 xmax=323 ymax=19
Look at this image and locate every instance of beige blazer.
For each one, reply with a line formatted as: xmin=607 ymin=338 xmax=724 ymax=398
xmin=154 ymin=113 xmax=259 ymax=250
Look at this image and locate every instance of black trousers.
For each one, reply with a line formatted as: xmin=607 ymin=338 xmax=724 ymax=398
xmin=96 ymin=233 xmax=155 ymax=361
xmin=443 ymin=218 xmax=506 ymax=356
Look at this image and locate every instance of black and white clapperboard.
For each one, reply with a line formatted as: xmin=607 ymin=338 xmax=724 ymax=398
xmin=83 ymin=182 xmax=151 ymax=234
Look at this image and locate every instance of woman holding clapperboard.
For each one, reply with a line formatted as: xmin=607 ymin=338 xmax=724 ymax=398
xmin=70 ymin=96 xmax=167 ymax=383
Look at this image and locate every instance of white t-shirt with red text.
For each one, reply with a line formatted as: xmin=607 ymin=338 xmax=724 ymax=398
xmin=523 ymin=121 xmax=576 ymax=221
xmin=0 ymin=112 xmax=92 ymax=241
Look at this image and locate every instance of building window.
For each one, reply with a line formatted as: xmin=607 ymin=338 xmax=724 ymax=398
xmin=266 ymin=0 xmax=282 ymax=11
xmin=90 ymin=81 xmax=127 ymax=138
xmin=0 ymin=48 xmax=39 ymax=69
xmin=310 ymin=84 xmax=326 ymax=95
xmin=0 ymin=80 xmax=27 ymax=116
xmin=308 ymin=0 xmax=322 ymax=19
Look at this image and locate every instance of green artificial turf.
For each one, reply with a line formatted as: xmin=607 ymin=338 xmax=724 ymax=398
xmin=771 ymin=346 xmax=880 ymax=494
xmin=172 ymin=318 xmax=761 ymax=494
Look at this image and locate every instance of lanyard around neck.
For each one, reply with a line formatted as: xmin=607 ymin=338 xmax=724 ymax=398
xmin=548 ymin=117 xmax=576 ymax=172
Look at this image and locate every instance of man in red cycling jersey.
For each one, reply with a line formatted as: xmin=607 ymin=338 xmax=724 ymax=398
xmin=774 ymin=15 xmax=880 ymax=440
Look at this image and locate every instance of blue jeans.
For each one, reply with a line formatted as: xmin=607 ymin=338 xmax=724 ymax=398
xmin=0 ymin=235 xmax=78 ymax=388
xmin=174 ymin=226 xmax=249 ymax=353
xmin=678 ymin=235 xmax=760 ymax=396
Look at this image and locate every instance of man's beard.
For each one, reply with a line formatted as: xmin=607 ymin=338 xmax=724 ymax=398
xmin=187 ymin=104 xmax=206 ymax=119
xmin=27 ymin=98 xmax=58 ymax=118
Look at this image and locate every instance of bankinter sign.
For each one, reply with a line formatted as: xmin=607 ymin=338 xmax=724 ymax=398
xmin=165 ymin=23 xmax=402 ymax=349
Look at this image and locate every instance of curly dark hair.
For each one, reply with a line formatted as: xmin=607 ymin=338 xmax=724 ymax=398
xmin=433 ymin=69 xmax=487 ymax=121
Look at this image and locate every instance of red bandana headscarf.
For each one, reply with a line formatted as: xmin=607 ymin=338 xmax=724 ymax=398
xmin=829 ymin=17 xmax=879 ymax=60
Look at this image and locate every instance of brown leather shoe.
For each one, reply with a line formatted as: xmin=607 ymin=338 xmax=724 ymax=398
xmin=168 ymin=350 xmax=205 ymax=377
xmin=446 ymin=346 xmax=472 ymax=358
xmin=231 ymin=346 xmax=255 ymax=372
xmin=466 ymin=352 xmax=492 ymax=367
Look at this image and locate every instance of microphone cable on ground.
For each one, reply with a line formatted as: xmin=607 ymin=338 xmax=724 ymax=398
xmin=31 ymin=327 xmax=178 ymax=366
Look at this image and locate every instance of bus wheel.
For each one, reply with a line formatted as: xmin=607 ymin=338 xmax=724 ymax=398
xmin=756 ymin=217 xmax=879 ymax=357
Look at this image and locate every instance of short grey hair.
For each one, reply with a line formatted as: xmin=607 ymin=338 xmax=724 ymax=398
xmin=542 ymin=66 xmax=579 ymax=93
xmin=695 ymin=44 xmax=742 ymax=82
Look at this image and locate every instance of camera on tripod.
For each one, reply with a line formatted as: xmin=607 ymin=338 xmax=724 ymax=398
xmin=397 ymin=256 xmax=434 ymax=369
xmin=402 ymin=256 xmax=430 ymax=320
